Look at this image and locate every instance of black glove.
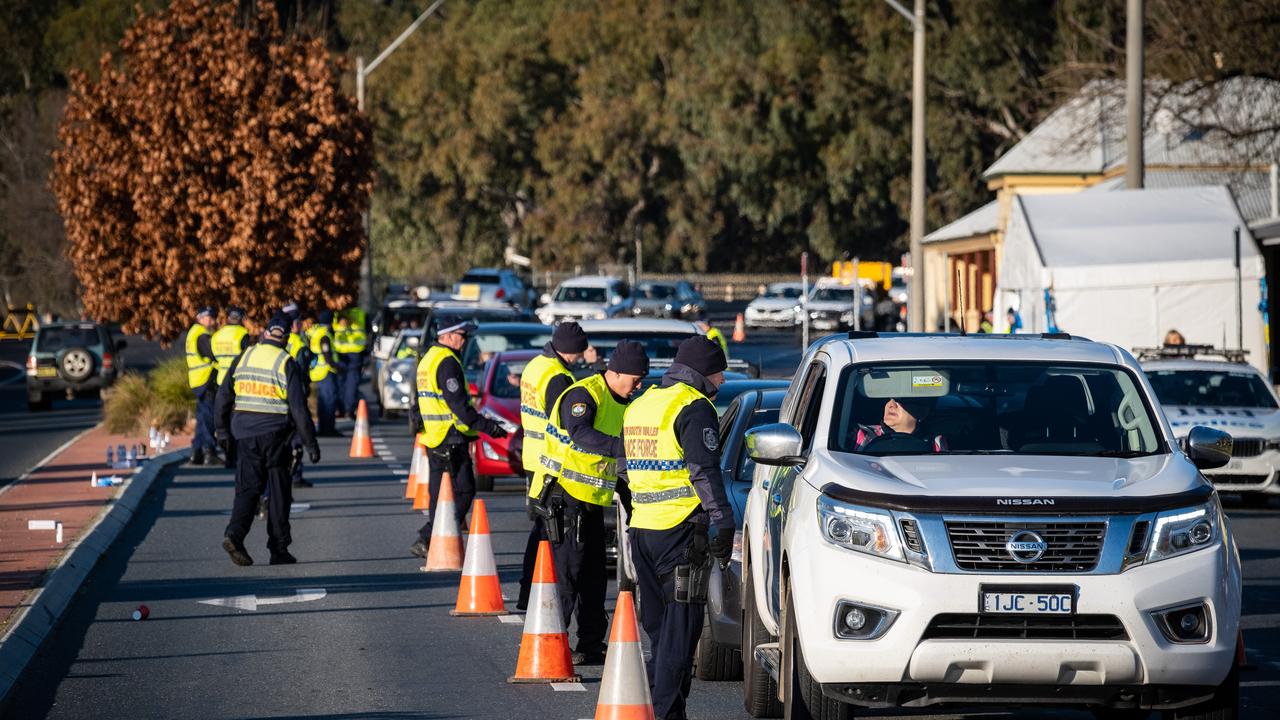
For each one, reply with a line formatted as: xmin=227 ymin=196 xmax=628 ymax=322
xmin=708 ymin=529 xmax=733 ymax=563
xmin=485 ymin=420 xmax=509 ymax=439
xmin=308 ymin=446 xmax=321 ymax=464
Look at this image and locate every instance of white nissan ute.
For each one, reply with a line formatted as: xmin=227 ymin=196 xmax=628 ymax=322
xmin=740 ymin=332 xmax=1242 ymax=719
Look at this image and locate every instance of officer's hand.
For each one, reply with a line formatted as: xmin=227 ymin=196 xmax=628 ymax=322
xmin=487 ymin=422 xmax=509 ymax=439
xmin=708 ymin=530 xmax=733 ymax=562
xmin=308 ymin=446 xmax=321 ymax=464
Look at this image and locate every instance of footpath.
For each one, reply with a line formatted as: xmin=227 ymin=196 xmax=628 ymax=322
xmin=0 ymin=423 xmax=190 ymax=704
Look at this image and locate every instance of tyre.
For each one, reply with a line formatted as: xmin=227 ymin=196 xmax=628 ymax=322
xmin=743 ymin=561 xmax=783 ymax=718
xmin=474 ymin=475 xmax=494 ymax=492
xmin=57 ymin=347 xmax=95 ymax=382
xmin=783 ymin=590 xmax=851 ymax=720
xmin=1164 ymin=656 xmax=1238 ymax=720
xmin=695 ymin=601 xmax=743 ymax=681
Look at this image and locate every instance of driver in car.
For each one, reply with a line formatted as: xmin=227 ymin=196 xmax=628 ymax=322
xmin=853 ymin=397 xmax=948 ymax=452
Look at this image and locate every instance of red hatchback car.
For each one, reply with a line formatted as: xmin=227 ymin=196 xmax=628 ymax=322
xmin=471 ymin=349 xmax=540 ymax=491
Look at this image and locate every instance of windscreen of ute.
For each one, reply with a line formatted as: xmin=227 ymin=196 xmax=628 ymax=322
xmin=1145 ymin=369 xmax=1278 ymax=409
xmin=829 ymin=362 xmax=1163 ymax=457
xmin=36 ymin=327 xmax=100 ymax=353
xmin=554 ymin=286 xmax=608 ymax=304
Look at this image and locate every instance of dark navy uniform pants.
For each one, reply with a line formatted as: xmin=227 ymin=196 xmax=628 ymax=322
xmin=193 ymin=382 xmax=217 ymax=452
xmin=416 ymin=443 xmax=475 ymax=542
xmin=519 ymin=471 xmax=547 ymax=609
xmin=339 ymin=353 xmax=363 ymax=415
xmin=550 ymin=491 xmax=608 ymax=653
xmin=224 ymin=429 xmax=293 ymax=553
xmin=314 ymin=375 xmax=338 ymax=434
xmin=630 ymin=521 xmax=703 ymax=720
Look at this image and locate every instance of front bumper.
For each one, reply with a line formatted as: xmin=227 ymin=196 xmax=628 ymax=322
xmin=1201 ymin=449 xmax=1279 ymax=493
xmin=379 ymin=378 xmax=414 ymax=412
xmin=822 ymin=680 xmax=1216 ymax=710
xmin=745 ymin=309 xmax=798 ymax=328
xmin=787 ymin=521 xmax=1241 ymax=703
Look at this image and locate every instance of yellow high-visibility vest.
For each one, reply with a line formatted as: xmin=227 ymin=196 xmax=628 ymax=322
xmin=286 ymin=332 xmax=305 ymax=359
xmin=210 ymin=324 xmax=248 ymax=385
xmin=416 ymin=345 xmax=475 ymax=448
xmin=307 ymin=326 xmax=334 ymax=382
xmin=231 ymin=343 xmax=290 ymax=415
xmin=185 ymin=323 xmax=214 ymax=389
xmin=622 ymin=383 xmax=710 ymax=530
xmin=539 ymin=373 xmax=625 ymax=507
xmin=520 ymin=354 xmax=575 ymax=479
xmin=706 ymin=327 xmax=728 ymax=359
xmin=332 ymin=327 xmax=360 ymax=354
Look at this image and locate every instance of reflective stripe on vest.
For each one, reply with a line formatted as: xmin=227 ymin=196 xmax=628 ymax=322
xmin=622 ymin=383 xmax=710 ymax=530
xmin=307 ymin=326 xmax=334 ymax=382
xmin=538 ymin=374 xmax=625 ymax=507
xmin=231 ymin=344 xmax=289 ymax=415
xmin=332 ymin=328 xmax=360 ymax=354
xmin=185 ymin=324 xmax=214 ymax=389
xmin=210 ymin=324 xmax=248 ymax=385
xmin=520 ymin=354 xmax=575 ymax=477
xmin=415 ymin=345 xmax=475 ymax=448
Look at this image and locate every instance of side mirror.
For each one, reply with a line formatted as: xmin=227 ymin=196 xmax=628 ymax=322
xmin=1186 ymin=426 xmax=1232 ymax=470
xmin=539 ymin=293 xmax=552 ymax=306
xmin=746 ymin=423 xmax=805 ymax=467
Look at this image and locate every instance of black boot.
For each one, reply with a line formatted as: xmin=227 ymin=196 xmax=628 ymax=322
xmin=409 ymin=539 xmax=428 ymax=558
xmin=188 ymin=448 xmax=205 ymax=466
xmin=222 ymin=536 xmax=253 ymax=566
xmin=269 ymin=550 xmax=297 ymax=565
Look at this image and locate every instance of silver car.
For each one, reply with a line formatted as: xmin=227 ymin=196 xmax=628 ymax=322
xmin=376 ymin=329 xmax=422 ymax=418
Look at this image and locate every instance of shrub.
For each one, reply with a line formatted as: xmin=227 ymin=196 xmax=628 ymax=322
xmin=102 ymin=357 xmax=195 ymax=436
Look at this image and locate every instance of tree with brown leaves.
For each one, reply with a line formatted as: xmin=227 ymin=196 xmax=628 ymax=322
xmin=51 ymin=0 xmax=372 ymax=340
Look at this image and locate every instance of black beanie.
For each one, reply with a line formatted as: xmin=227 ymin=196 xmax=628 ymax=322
xmin=897 ymin=396 xmax=936 ymax=422
xmin=608 ymin=340 xmax=650 ymax=376
xmin=552 ymin=321 xmax=589 ymax=353
xmin=674 ymin=336 xmax=727 ymax=377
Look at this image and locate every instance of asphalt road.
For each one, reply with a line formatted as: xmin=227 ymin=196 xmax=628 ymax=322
xmin=0 ymin=336 xmax=175 ymax=492
xmin=6 ymin=400 xmax=1280 ymax=720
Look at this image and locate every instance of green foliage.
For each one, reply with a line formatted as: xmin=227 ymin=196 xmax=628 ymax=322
xmin=103 ymin=358 xmax=195 ymax=436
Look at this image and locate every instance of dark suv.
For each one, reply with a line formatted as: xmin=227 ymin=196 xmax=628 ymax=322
xmin=26 ymin=322 xmax=125 ymax=410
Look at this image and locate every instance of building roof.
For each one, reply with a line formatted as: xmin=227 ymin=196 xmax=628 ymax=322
xmin=1087 ymin=169 xmax=1276 ymax=223
xmin=923 ymin=200 xmax=998 ymax=244
xmin=984 ymin=77 xmax=1280 ymax=180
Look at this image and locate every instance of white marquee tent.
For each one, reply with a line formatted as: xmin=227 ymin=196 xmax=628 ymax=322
xmin=997 ymin=186 xmax=1267 ymax=370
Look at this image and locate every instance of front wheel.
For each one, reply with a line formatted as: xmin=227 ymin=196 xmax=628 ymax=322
xmin=694 ymin=600 xmax=742 ymax=681
xmin=1164 ymin=656 xmax=1238 ymax=720
xmin=742 ymin=561 xmax=782 ymax=718
xmin=783 ymin=590 xmax=851 ymax=720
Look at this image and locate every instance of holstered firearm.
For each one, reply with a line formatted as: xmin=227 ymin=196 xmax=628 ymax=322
xmin=531 ymin=478 xmax=565 ymax=544
xmin=673 ymin=525 xmax=711 ymax=604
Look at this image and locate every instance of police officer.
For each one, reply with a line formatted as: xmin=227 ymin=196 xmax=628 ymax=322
xmin=307 ymin=310 xmax=342 ymax=436
xmin=216 ymin=314 xmax=320 ymax=566
xmin=540 ymin=340 xmax=648 ymax=665
xmin=621 ymin=336 xmax=733 ymax=720
xmin=409 ymin=316 xmax=508 ymax=557
xmin=517 ymin=322 xmax=588 ymax=609
xmin=336 ymin=310 xmax=369 ymax=418
xmin=697 ymin=320 xmax=728 ymax=360
xmin=284 ymin=308 xmax=314 ymax=489
xmin=185 ymin=306 xmax=219 ymax=466
xmin=210 ymin=306 xmax=250 ymax=387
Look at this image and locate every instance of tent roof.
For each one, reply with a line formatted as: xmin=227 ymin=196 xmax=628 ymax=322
xmin=923 ymin=200 xmax=998 ymax=243
xmin=1018 ymin=186 xmax=1258 ymax=267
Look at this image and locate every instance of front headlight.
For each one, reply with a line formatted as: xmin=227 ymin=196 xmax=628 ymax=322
xmin=593 ymin=311 xmax=608 ymax=319
xmin=840 ymin=311 xmax=855 ymax=322
xmin=1147 ymin=499 xmax=1222 ymax=563
xmin=390 ymin=370 xmax=404 ymax=383
xmin=817 ymin=495 xmax=904 ymax=562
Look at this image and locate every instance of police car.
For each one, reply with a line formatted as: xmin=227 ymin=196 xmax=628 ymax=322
xmin=740 ymin=332 xmax=1241 ymax=719
xmin=1140 ymin=345 xmax=1280 ymax=503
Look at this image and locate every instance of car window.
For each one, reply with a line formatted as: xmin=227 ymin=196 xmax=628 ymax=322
xmin=615 ymin=283 xmax=631 ymax=300
xmin=36 ymin=327 xmax=101 ymax=353
xmin=829 ymin=361 xmax=1164 ymax=457
xmin=639 ymin=284 xmax=676 ymax=300
xmin=490 ymin=358 xmax=531 ymax=399
xmin=554 ymin=286 xmax=607 ymax=304
xmin=460 ymin=272 xmax=501 ymax=284
xmin=1145 ymin=369 xmax=1278 ymax=409
xmin=811 ymin=287 xmax=854 ymax=303
xmin=789 ymin=362 xmax=827 ymax=454
xmin=586 ymin=331 xmax=692 ymax=361
xmin=461 ymin=331 xmax=553 ymax=369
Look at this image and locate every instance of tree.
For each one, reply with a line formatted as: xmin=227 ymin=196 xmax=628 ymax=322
xmin=51 ymin=0 xmax=372 ymax=339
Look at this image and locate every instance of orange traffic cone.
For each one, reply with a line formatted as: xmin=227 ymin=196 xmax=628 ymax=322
xmin=509 ymin=540 xmax=579 ymax=683
xmin=423 ymin=472 xmax=464 ymax=572
xmin=349 ymin=399 xmax=374 ymax=458
xmin=404 ymin=437 xmax=424 ymax=499
xmin=451 ymin=499 xmax=506 ymax=616
xmin=411 ymin=476 xmax=431 ymax=511
xmin=732 ymin=312 xmax=746 ymax=342
xmin=594 ymin=591 xmax=654 ymax=720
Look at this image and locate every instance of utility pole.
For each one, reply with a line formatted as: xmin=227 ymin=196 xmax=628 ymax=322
xmin=884 ymin=0 xmax=927 ymax=331
xmin=1125 ymin=0 xmax=1144 ymax=189
xmin=355 ymin=0 xmax=447 ymax=310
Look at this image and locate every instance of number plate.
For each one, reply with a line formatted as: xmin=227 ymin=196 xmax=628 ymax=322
xmin=980 ymin=586 xmax=1075 ymax=615
xmin=457 ymin=283 xmax=481 ymax=301
xmin=36 ymin=367 xmax=56 ymax=378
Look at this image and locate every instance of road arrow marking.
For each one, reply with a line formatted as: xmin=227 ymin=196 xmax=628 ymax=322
xmin=198 ymin=588 xmax=326 ymax=612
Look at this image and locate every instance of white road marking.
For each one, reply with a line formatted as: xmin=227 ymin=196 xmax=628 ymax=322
xmin=550 ymin=683 xmax=585 ymax=692
xmin=198 ymin=588 xmax=327 ymax=612
xmin=499 ymin=614 xmax=525 ymax=624
xmin=291 ymin=502 xmax=310 ymax=513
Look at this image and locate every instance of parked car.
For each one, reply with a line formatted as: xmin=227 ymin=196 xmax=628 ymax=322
xmin=427 ymin=300 xmax=535 ymax=325
xmin=453 ymin=267 xmax=538 ymax=308
xmin=744 ymin=282 xmax=805 ymax=329
xmin=374 ymin=329 xmax=422 ymax=418
xmin=26 ymin=321 xmax=125 ymax=410
xmin=804 ymin=280 xmax=874 ymax=332
xmin=536 ymin=276 xmax=634 ymax=324
xmin=740 ymin=332 xmax=1241 ymax=719
xmin=631 ymin=280 xmax=706 ymax=320
xmin=471 ymin=349 xmax=536 ymax=492
xmin=1140 ymin=344 xmax=1280 ymax=505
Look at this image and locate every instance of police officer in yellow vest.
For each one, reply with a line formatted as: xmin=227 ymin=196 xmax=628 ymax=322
xmin=283 ymin=305 xmax=314 ymax=490
xmin=185 ymin=306 xmax=219 ymax=466
xmin=621 ymin=336 xmax=733 ymax=720
xmin=210 ymin=306 xmax=250 ymax=387
xmin=409 ymin=316 xmax=508 ymax=558
xmin=215 ymin=314 xmax=320 ymax=567
xmin=334 ymin=310 xmax=368 ymax=418
xmin=307 ymin=310 xmax=342 ymax=436
xmin=516 ymin=322 xmax=588 ymax=609
xmin=696 ymin=320 xmax=728 ymax=360
xmin=540 ymin=340 xmax=648 ymax=665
